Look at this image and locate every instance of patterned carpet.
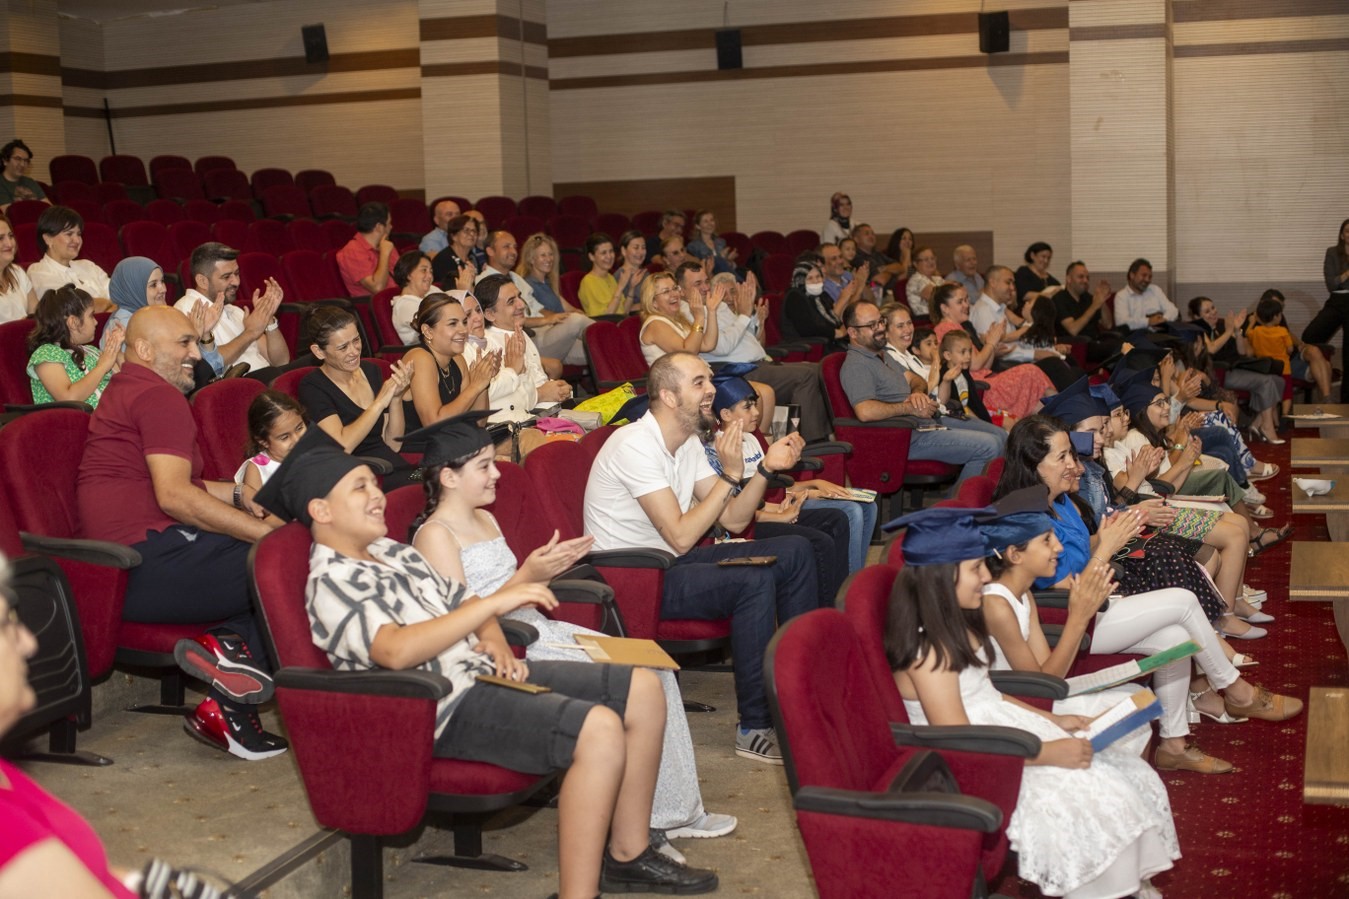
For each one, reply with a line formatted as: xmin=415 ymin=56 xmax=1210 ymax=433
xmin=1002 ymin=431 xmax=1349 ymax=898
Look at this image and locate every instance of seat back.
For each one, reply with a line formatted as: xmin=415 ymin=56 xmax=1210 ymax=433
xmin=211 ymin=219 xmax=250 ymax=250
xmin=13 ymin=223 xmax=40 ymax=267
xmin=182 ymin=199 xmax=221 ymax=225
xmin=51 ymin=181 xmax=98 ymax=206
xmin=194 ymin=155 xmax=236 ymax=178
xmin=559 ymin=269 xmax=584 ymax=306
xmin=50 ymin=155 xmax=98 ymax=186
xmin=320 ymin=218 xmax=355 ymax=250
xmin=120 ymin=220 xmax=177 ymax=273
xmin=630 ymin=210 xmax=662 ymax=235
xmin=522 ymin=440 xmax=589 ymax=539
xmin=835 ymin=564 xmax=911 ymax=723
xmin=169 ymin=220 xmax=212 ymax=263
xmin=270 ymin=366 xmax=314 ymax=400
xmin=99 ymin=155 xmax=149 ymax=187
xmin=473 ymin=195 xmax=517 ymax=229
xmin=76 ymin=223 xmax=121 ymax=276
xmin=144 ymin=198 xmax=187 ymax=226
xmin=261 ymin=185 xmax=311 ymax=220
xmin=786 ymin=229 xmax=821 ymax=255
xmin=750 ymin=230 xmax=788 ymax=255
xmin=190 ymin=378 xmax=267 ymax=481
xmin=985 ymin=457 xmax=1005 ymax=483
xmin=295 ymin=169 xmax=336 ymax=194
xmin=155 ymin=168 xmax=205 ymax=203
xmin=760 ymin=253 xmax=795 ymax=293
xmin=517 ymin=195 xmax=557 ymax=220
xmin=549 ymin=214 xmax=590 ymax=251
xmin=251 ymin=167 xmax=294 ymax=197
xmin=389 ymin=197 xmax=430 ymax=236
xmin=282 ymin=250 xmax=346 ymax=302
xmin=370 ymin=286 xmax=402 ymax=347
xmin=583 ymin=320 xmax=646 ymax=388
xmin=246 ymin=218 xmax=294 ymax=256
xmin=4 ymin=199 xmax=48 ymax=226
xmin=595 ymin=212 xmax=630 ymax=244
xmin=203 ymin=168 xmax=251 ymax=202
xmin=0 ymin=408 xmax=89 ymax=539
xmin=286 ymin=217 xmax=328 ymax=254
xmin=557 ymin=195 xmax=597 ymax=223
xmin=819 ymin=351 xmax=856 ymax=419
xmin=382 ymin=484 xmax=425 ymax=545
xmin=819 ymin=351 xmax=917 ymax=496
xmin=237 ymin=252 xmax=291 ymax=307
xmin=502 ymin=215 xmax=544 ymax=245
xmin=309 ymin=185 xmax=358 ymax=220
xmin=216 ymin=199 xmax=256 ymax=223
xmin=251 ymin=522 xmax=332 ymax=671
xmin=103 ymin=198 xmax=146 ymax=230
xmin=356 ymin=184 xmax=398 ymax=207
xmin=955 ymin=475 xmax=996 ymax=508
xmin=149 ymin=154 xmax=192 ymax=182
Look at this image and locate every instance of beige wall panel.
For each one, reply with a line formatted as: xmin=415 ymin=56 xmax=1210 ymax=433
xmin=95 ymin=69 xmax=421 ymax=109
xmin=1069 ymin=36 xmax=1171 ymax=273
xmin=58 ymin=16 xmax=104 ymax=69
xmin=547 ymin=0 xmax=1063 ymax=37
xmin=0 ymin=0 xmax=61 ymax=54
xmin=422 ymin=74 xmax=504 ymax=198
xmin=419 ymin=0 xmax=500 ymax=16
xmin=63 ymin=117 xmax=112 ymax=160
xmin=551 ymin=63 xmax=1069 ymax=262
xmin=1173 ymin=51 xmax=1349 ymax=333
xmin=1068 ymin=0 xmax=1166 ymax=30
xmin=105 ymin=99 xmax=424 ymax=191
xmin=496 ymin=74 xmax=551 ymax=198
xmin=0 ymin=73 xmax=62 ymax=95
xmin=1173 ymin=15 xmax=1349 ymax=46
xmin=97 ymin=0 xmax=418 ymax=69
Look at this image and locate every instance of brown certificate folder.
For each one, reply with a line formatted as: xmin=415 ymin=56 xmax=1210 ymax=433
xmin=572 ymin=635 xmax=681 ymax=670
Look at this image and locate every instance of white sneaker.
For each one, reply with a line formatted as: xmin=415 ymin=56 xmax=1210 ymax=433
xmin=1240 ymin=584 xmax=1268 ymax=606
xmin=666 ymin=811 xmax=738 ymax=840
xmin=1244 ymin=484 xmax=1266 ymax=504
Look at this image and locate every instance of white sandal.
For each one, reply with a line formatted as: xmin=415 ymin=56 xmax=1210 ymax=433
xmin=1248 ymin=462 xmax=1280 ymax=482
xmin=1188 ymin=686 xmax=1247 ymax=724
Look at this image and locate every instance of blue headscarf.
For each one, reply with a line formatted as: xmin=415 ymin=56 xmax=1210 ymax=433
xmin=108 ymin=256 xmax=161 ymax=313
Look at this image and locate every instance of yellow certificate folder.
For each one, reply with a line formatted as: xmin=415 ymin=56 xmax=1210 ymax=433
xmin=573 ymin=635 xmax=680 ymax=670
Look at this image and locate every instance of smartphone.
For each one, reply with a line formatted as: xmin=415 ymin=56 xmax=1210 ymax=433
xmin=716 ymin=556 xmax=778 ymax=567
xmin=1069 ymin=431 xmax=1095 ymax=457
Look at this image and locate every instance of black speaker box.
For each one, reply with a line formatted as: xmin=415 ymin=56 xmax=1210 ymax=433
xmin=302 ymin=24 xmax=329 ymax=65
xmin=715 ymin=29 xmax=743 ymax=70
xmin=978 ymin=11 xmax=1010 ymax=54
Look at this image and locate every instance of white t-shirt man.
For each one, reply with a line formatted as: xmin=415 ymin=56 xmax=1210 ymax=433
xmin=584 ymin=412 xmax=716 ymax=554
xmin=174 ymin=288 xmax=275 ymax=374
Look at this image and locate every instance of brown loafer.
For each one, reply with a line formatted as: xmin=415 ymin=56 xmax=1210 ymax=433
xmin=1224 ymin=686 xmax=1304 ymax=722
xmin=1154 ymin=744 xmax=1234 ymax=774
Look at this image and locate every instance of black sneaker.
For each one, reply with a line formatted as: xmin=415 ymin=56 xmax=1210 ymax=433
xmin=174 ymin=631 xmax=273 ymax=704
xmin=183 ymin=697 xmax=288 ymax=761
xmin=600 ymin=844 xmax=718 ymax=894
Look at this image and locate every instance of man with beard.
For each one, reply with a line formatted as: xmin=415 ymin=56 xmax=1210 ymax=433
xmin=174 ymin=242 xmax=287 ymax=379
xmin=1054 ymin=260 xmax=1121 ymax=363
xmin=839 ymin=299 xmax=1003 ymax=487
xmin=583 ymin=351 xmax=819 ymax=765
xmin=76 ymin=306 xmax=286 ymax=761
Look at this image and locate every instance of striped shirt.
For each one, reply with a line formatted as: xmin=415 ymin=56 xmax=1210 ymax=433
xmin=306 ymin=538 xmax=494 ymax=739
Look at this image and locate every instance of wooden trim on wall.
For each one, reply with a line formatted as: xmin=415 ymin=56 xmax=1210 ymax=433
xmin=0 ymin=52 xmax=62 ymax=77
xmin=60 ymin=49 xmax=421 ymax=91
xmin=420 ymin=13 xmax=547 ymax=46
xmin=548 ymin=8 xmax=1067 ymax=58
xmin=1173 ymin=37 xmax=1346 ymax=58
xmin=553 ymin=176 xmax=737 ymax=231
xmin=63 ymin=87 xmax=420 ymax=119
xmin=0 ymin=94 xmax=64 ymax=110
xmin=1173 ymin=0 xmax=1347 ymax=23
xmin=550 ymin=52 xmax=1068 ymax=91
xmin=1069 ymin=24 xmax=1169 ymax=41
xmin=421 ymin=61 xmax=548 ymax=80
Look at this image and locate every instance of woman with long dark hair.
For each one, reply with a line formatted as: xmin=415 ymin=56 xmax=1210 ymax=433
xmin=400 ymin=292 xmax=497 ymax=431
xmin=26 ymin=285 xmax=121 ymax=406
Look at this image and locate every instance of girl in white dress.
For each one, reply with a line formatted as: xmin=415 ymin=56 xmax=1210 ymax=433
xmin=404 ymin=412 xmax=737 ymax=859
xmin=884 ymin=504 xmax=1179 ymax=899
xmin=235 ymin=390 xmax=308 ymax=503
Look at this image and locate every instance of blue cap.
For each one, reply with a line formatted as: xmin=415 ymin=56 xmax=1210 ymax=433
xmin=882 ymin=505 xmax=998 ymax=566
xmin=1089 ymin=382 xmax=1121 ymax=411
xmin=711 ymin=362 xmax=759 ymax=415
xmin=1039 ymin=377 xmax=1108 ymax=426
xmin=1121 ymin=378 xmax=1165 ymax=415
xmin=980 ymin=485 xmax=1056 ymax=555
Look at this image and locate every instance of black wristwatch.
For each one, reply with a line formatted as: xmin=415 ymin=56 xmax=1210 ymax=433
xmin=757 ymin=460 xmax=773 ymax=479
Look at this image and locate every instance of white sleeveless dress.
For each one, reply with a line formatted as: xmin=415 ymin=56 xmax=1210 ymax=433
xmin=983 ymin=583 xmax=1151 ymax=757
xmin=903 ymin=649 xmax=1180 ymax=898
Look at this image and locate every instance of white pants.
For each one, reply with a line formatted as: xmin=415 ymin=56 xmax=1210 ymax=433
xmin=1087 ymin=587 xmax=1239 ymax=739
xmin=530 ymin=313 xmax=591 ymax=366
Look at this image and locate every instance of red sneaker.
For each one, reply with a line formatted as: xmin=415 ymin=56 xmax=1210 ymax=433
xmin=183 ymin=697 xmax=288 ymax=761
xmin=174 ymin=632 xmax=273 ymax=704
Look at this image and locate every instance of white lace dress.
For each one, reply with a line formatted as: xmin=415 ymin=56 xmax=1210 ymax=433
xmin=984 ymin=583 xmax=1151 ymax=758
xmin=418 ymin=517 xmax=704 ymax=831
xmin=904 ymin=650 xmax=1180 ymax=899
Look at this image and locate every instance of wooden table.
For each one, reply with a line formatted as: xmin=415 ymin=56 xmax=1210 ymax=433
xmin=1291 ymin=477 xmax=1349 ymax=541
xmin=1291 ymin=438 xmax=1349 ymax=472
xmin=1292 ymin=404 xmax=1349 ymax=438
xmin=1288 ymin=542 xmax=1349 ymax=666
xmin=1304 ymin=686 xmax=1349 ymax=806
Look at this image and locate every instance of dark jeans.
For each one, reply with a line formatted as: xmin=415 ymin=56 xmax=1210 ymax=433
xmin=1193 ymin=425 xmax=1247 ymax=487
xmin=126 ymin=526 xmax=268 ymax=668
xmin=755 ymin=507 xmax=849 ymax=609
xmin=662 ymin=536 xmax=818 ymax=729
xmin=1302 ymin=294 xmax=1349 ymax=402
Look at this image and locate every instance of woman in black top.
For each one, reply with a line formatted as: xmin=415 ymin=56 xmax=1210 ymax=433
xmin=400 ymin=292 xmax=496 ymax=432
xmin=430 ymin=214 xmax=481 ymax=288
xmin=1014 ymin=241 xmax=1061 ymax=308
xmin=1187 ymin=296 xmax=1283 ymax=442
xmin=1304 ymin=219 xmax=1349 ymax=403
xmin=297 ymin=305 xmax=418 ymax=488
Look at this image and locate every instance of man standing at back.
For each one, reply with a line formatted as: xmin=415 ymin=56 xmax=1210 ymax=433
xmin=336 ymin=201 xmax=398 ymax=297
xmin=584 ymin=352 xmax=819 ymax=764
xmin=77 ymin=305 xmax=286 ymax=760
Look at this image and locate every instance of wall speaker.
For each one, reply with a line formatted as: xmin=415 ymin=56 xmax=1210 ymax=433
xmin=978 ymin=12 xmax=1010 ymax=55
xmin=302 ymin=24 xmax=329 ymax=65
xmin=715 ymin=29 xmax=743 ymax=70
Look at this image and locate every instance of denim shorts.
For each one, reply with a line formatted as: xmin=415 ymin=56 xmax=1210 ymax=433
xmin=433 ymin=660 xmax=633 ymax=774
xmin=1291 ymin=354 xmax=1310 ymax=381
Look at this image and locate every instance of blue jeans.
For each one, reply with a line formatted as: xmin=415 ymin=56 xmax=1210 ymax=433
xmin=1193 ymin=425 xmax=1247 ymax=486
xmin=911 ymin=419 xmax=1005 ymax=487
xmin=802 ymin=497 xmax=878 ymax=573
xmin=662 ymin=536 xmax=818 ymax=730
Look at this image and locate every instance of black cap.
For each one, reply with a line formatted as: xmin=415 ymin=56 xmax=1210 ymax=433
xmin=398 ymin=410 xmax=495 ymax=468
xmin=253 ymin=426 xmax=364 ymax=526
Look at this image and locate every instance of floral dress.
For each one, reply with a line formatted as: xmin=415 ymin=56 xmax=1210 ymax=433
xmin=26 ymin=343 xmax=109 ymax=407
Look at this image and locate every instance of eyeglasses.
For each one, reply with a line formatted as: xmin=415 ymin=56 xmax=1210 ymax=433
xmin=1149 ymin=397 xmax=1169 ymax=409
xmin=849 ymin=319 xmax=883 ymax=330
xmin=9 ymin=156 xmax=31 ymax=166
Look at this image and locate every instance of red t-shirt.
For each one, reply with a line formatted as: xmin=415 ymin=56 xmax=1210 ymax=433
xmin=336 ymin=235 xmax=397 ymax=297
xmin=0 ymin=759 xmax=136 ymax=897
xmin=77 ymin=364 xmax=205 ymax=546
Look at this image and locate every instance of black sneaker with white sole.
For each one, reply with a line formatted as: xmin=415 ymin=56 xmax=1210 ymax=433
xmin=183 ymin=697 xmax=288 ymax=761
xmin=600 ymin=844 xmax=718 ymax=894
xmin=174 ymin=631 xmax=273 ymax=704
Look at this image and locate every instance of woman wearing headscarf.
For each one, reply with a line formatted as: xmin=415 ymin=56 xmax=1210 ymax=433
xmin=782 ymin=257 xmax=848 ymax=353
xmin=102 ymin=256 xmax=224 ymax=384
xmin=820 ymin=192 xmax=852 ymax=245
